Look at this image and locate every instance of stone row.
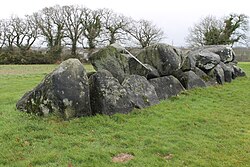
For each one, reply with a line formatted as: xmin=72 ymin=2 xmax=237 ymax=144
xmin=16 ymin=44 xmax=246 ymax=119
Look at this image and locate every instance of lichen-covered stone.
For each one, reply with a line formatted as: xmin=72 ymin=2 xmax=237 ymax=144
xmin=122 ymin=75 xmax=159 ymax=108
xmin=89 ymin=70 xmax=133 ymax=115
xmin=175 ymin=71 xmax=207 ymax=89
xmin=188 ymin=50 xmax=221 ymax=71
xmin=232 ymin=65 xmax=246 ymax=77
xmin=193 ymin=67 xmax=218 ymax=86
xmin=149 ymin=76 xmax=185 ymax=100
xmin=136 ymin=43 xmax=183 ymax=76
xmin=89 ymin=46 xmax=130 ymax=83
xmin=208 ymin=64 xmax=225 ymax=85
xmin=90 ymin=43 xmax=159 ymax=82
xmin=144 ymin=64 xmax=160 ymax=79
xmin=203 ymin=45 xmax=235 ymax=63
xmin=128 ymin=58 xmax=160 ymax=79
xmin=219 ymin=62 xmax=234 ymax=83
xmin=16 ymin=59 xmax=91 ymax=119
xmin=181 ymin=53 xmax=196 ymax=71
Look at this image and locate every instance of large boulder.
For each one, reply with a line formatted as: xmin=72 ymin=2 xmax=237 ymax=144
xmin=203 ymin=45 xmax=235 ymax=63
xmin=90 ymin=43 xmax=159 ymax=82
xmin=225 ymin=62 xmax=246 ymax=78
xmin=188 ymin=50 xmax=221 ymax=71
xmin=149 ymin=76 xmax=185 ymax=100
xmin=181 ymin=53 xmax=196 ymax=71
xmin=193 ymin=67 xmax=218 ymax=86
xmin=232 ymin=65 xmax=246 ymax=77
xmin=89 ymin=45 xmax=130 ymax=83
xmin=219 ymin=62 xmax=235 ymax=82
xmin=136 ymin=43 xmax=183 ymax=76
xmin=112 ymin=43 xmax=160 ymax=79
xmin=128 ymin=58 xmax=160 ymax=79
xmin=122 ymin=75 xmax=159 ymax=108
xmin=175 ymin=71 xmax=207 ymax=89
xmin=208 ymin=64 xmax=225 ymax=85
xmin=89 ymin=70 xmax=133 ymax=115
xmin=16 ymin=59 xmax=91 ymax=119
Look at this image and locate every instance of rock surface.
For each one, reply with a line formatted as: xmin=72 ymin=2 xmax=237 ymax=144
xmin=219 ymin=62 xmax=234 ymax=82
xmin=122 ymin=75 xmax=159 ymax=108
xmin=209 ymin=64 xmax=225 ymax=85
xmin=203 ymin=45 xmax=235 ymax=63
xmin=89 ymin=45 xmax=130 ymax=83
xmin=128 ymin=58 xmax=160 ymax=79
xmin=193 ymin=67 xmax=218 ymax=86
xmin=90 ymin=43 xmax=160 ymax=82
xmin=189 ymin=50 xmax=221 ymax=71
xmin=136 ymin=43 xmax=183 ymax=76
xmin=181 ymin=53 xmax=196 ymax=71
xmin=233 ymin=65 xmax=246 ymax=77
xmin=175 ymin=71 xmax=207 ymax=89
xmin=89 ymin=70 xmax=133 ymax=115
xmin=149 ymin=76 xmax=185 ymax=100
xmin=16 ymin=59 xmax=91 ymax=119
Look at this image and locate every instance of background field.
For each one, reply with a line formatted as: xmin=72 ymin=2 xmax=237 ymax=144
xmin=0 ymin=63 xmax=249 ymax=166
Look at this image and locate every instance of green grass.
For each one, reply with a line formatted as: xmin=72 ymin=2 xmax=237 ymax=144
xmin=0 ymin=63 xmax=249 ymax=166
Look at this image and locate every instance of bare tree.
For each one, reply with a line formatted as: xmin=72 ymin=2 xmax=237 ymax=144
xmin=62 ymin=5 xmax=85 ymax=56
xmin=0 ymin=16 xmax=38 ymax=52
xmin=81 ymin=8 xmax=102 ymax=49
xmin=1 ymin=18 xmax=17 ymax=51
xmin=0 ymin=19 xmax=7 ymax=49
xmin=33 ymin=5 xmax=65 ymax=59
xmin=186 ymin=14 xmax=249 ymax=47
xmin=10 ymin=15 xmax=38 ymax=53
xmin=100 ymin=9 xmax=129 ymax=45
xmin=126 ymin=19 xmax=164 ymax=48
xmin=185 ymin=15 xmax=222 ymax=47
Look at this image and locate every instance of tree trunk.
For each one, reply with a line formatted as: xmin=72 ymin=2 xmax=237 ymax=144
xmin=88 ymin=38 xmax=95 ymax=49
xmin=71 ymin=41 xmax=77 ymax=56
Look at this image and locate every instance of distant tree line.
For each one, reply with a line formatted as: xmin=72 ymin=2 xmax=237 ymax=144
xmin=0 ymin=5 xmax=164 ymax=64
xmin=0 ymin=5 xmax=249 ymax=64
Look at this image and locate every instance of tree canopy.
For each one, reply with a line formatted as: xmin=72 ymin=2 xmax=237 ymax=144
xmin=0 ymin=5 xmax=165 ymax=58
xmin=186 ymin=14 xmax=249 ymax=47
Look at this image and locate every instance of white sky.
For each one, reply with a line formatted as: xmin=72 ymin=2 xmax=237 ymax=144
xmin=0 ymin=0 xmax=250 ymax=46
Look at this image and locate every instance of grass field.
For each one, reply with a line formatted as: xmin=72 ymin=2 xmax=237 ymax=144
xmin=0 ymin=63 xmax=249 ymax=166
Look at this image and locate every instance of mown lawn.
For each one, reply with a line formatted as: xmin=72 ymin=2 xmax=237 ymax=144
xmin=0 ymin=63 xmax=249 ymax=166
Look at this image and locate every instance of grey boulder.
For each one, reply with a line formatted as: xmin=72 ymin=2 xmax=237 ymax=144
xmin=89 ymin=45 xmax=130 ymax=83
xmin=90 ymin=43 xmax=159 ymax=82
xmin=128 ymin=58 xmax=160 ymax=79
xmin=203 ymin=45 xmax=235 ymax=63
xmin=208 ymin=64 xmax=225 ymax=85
xmin=89 ymin=70 xmax=133 ymax=115
xmin=181 ymin=53 xmax=196 ymax=71
xmin=189 ymin=50 xmax=221 ymax=71
xmin=175 ymin=71 xmax=207 ymax=89
xmin=136 ymin=43 xmax=183 ymax=76
xmin=149 ymin=75 xmax=185 ymax=100
xmin=219 ymin=62 xmax=235 ymax=82
xmin=16 ymin=59 xmax=91 ymax=119
xmin=233 ymin=65 xmax=246 ymax=77
xmin=193 ymin=67 xmax=218 ymax=86
xmin=122 ymin=75 xmax=159 ymax=108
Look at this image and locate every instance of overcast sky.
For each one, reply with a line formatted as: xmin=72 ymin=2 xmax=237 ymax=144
xmin=0 ymin=0 xmax=249 ymax=46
